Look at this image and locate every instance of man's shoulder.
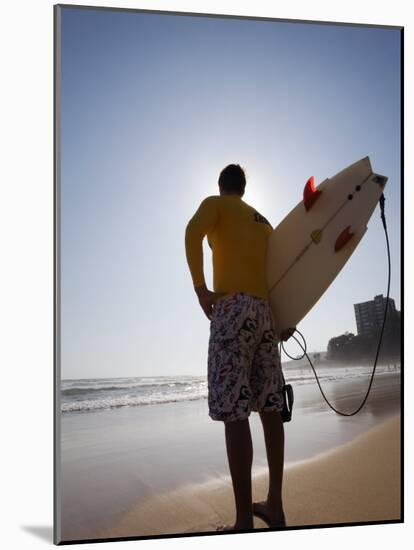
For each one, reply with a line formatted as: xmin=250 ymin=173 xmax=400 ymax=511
xmin=242 ymin=201 xmax=273 ymax=229
xmin=199 ymin=195 xmax=221 ymax=208
xmin=253 ymin=211 xmax=273 ymax=228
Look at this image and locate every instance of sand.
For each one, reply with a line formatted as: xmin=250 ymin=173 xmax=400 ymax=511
xmin=59 ymin=372 xmax=401 ymax=542
xmin=101 ymin=414 xmax=401 ymax=538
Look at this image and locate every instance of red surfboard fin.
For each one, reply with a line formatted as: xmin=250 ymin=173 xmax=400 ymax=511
xmin=334 ymin=226 xmax=354 ymax=252
xmin=303 ymin=176 xmax=322 ymax=211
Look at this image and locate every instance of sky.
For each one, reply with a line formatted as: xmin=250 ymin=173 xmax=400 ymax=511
xmin=59 ymin=7 xmax=401 ymax=380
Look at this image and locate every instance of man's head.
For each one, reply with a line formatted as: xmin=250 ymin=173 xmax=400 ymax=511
xmin=218 ymin=164 xmax=246 ymax=196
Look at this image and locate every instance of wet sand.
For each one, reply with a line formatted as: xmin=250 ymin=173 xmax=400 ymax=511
xmin=58 ymin=371 xmax=401 ymax=542
xmin=102 ymin=414 xmax=401 ymax=537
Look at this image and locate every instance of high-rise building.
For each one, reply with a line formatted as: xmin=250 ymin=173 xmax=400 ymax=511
xmin=354 ymin=294 xmax=397 ymax=336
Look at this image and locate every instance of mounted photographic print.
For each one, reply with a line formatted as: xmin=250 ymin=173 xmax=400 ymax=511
xmin=54 ymin=4 xmax=403 ymax=545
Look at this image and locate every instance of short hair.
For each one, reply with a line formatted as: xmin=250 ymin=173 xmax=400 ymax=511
xmin=218 ymin=164 xmax=246 ymax=195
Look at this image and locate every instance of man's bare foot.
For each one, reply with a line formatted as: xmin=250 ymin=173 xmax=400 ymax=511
xmin=216 ymin=522 xmax=254 ymax=532
xmin=253 ymin=501 xmax=286 ymax=528
xmin=216 ymin=525 xmax=233 ymax=532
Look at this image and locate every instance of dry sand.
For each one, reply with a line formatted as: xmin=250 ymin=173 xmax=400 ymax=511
xmin=101 ymin=414 xmax=401 ymax=538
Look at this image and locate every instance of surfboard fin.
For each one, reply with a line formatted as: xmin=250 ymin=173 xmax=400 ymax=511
xmin=334 ymin=225 xmax=354 ymax=252
xmin=303 ymin=176 xmax=322 ymax=211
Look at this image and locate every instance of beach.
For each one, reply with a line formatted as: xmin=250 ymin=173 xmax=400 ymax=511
xmin=58 ymin=367 xmax=401 ymax=542
xmin=102 ymin=414 xmax=401 ymax=537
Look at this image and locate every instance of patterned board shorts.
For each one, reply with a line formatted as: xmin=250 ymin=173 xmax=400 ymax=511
xmin=208 ymin=292 xmax=285 ymax=422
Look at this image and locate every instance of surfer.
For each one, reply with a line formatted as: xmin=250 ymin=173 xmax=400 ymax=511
xmin=185 ymin=164 xmax=294 ymax=531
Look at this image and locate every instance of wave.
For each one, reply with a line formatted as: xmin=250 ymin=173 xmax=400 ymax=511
xmin=61 ymin=390 xmax=208 ymax=413
xmin=61 ymin=380 xmax=195 ymax=396
xmin=284 ymin=368 xmax=394 ymax=385
xmin=60 ymin=366 xmax=399 ymax=413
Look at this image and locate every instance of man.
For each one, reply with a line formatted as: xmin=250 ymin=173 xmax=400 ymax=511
xmin=185 ymin=164 xmax=294 ymax=531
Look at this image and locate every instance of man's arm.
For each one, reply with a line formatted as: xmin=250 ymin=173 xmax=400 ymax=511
xmin=185 ymin=196 xmax=218 ymax=288
xmin=185 ymin=197 xmax=222 ymax=319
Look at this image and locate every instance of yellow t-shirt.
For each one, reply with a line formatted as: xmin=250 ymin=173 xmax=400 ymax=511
xmin=185 ymin=194 xmax=273 ymax=300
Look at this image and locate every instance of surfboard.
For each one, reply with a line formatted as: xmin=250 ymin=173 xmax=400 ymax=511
xmin=266 ymin=156 xmax=388 ymax=337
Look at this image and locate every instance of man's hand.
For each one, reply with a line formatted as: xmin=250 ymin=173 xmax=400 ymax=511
xmin=280 ymin=327 xmax=296 ymax=341
xmin=195 ymin=284 xmax=224 ymax=320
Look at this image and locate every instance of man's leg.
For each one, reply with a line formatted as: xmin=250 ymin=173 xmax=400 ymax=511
xmin=224 ymin=418 xmax=254 ymax=529
xmin=254 ymin=409 xmax=285 ymax=526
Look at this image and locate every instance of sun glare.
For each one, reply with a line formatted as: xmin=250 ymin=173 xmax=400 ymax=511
xmin=243 ymin=169 xmax=271 ymax=219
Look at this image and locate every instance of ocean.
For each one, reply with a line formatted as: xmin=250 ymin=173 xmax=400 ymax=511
xmin=60 ymin=362 xmax=400 ymax=413
xmin=59 ymin=367 xmax=401 ymax=540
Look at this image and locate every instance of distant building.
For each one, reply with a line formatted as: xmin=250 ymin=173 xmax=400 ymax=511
xmin=354 ymin=294 xmax=398 ymax=336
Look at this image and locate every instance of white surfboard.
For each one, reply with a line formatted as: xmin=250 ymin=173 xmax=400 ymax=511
xmin=267 ymin=157 xmax=388 ymax=337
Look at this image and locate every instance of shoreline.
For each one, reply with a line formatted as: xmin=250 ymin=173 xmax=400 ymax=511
xmin=97 ymin=413 xmax=401 ymax=540
xmin=60 ymin=372 xmax=401 ymax=542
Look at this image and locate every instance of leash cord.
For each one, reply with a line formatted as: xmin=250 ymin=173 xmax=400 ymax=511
xmin=279 ymin=193 xmax=391 ymax=416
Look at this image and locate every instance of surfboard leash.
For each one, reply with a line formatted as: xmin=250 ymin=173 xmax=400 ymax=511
xmin=279 ymin=193 xmax=392 ymax=417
